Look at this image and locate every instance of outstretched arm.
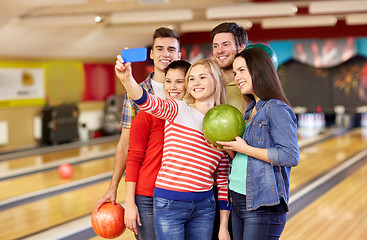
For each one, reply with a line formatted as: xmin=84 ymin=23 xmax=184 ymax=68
xmin=115 ymin=55 xmax=143 ymax=101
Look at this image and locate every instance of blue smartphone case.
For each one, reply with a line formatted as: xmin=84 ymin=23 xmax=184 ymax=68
xmin=121 ymin=47 xmax=147 ymax=63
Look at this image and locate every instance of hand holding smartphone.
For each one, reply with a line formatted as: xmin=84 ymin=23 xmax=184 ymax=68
xmin=120 ymin=47 xmax=147 ymax=63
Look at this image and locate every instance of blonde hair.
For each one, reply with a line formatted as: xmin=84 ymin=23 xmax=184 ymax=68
xmin=183 ymin=58 xmax=226 ymax=106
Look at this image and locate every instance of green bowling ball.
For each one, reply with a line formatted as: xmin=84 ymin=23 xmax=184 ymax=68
xmin=203 ymin=104 xmax=245 ymax=147
xmin=245 ymin=43 xmax=278 ymax=70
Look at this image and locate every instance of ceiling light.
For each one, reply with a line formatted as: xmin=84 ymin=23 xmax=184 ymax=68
xmin=139 ymin=0 xmax=169 ymax=5
xmin=180 ymin=20 xmax=253 ymax=33
xmin=94 ymin=15 xmax=103 ymax=23
xmin=23 ymin=0 xmax=88 ymax=7
xmin=107 ymin=23 xmax=178 ymax=35
xmin=110 ymin=9 xmax=193 ymax=24
xmin=21 ymin=14 xmax=100 ymax=27
xmin=309 ymin=0 xmax=367 ymax=14
xmin=261 ymin=15 xmax=338 ymax=29
xmin=206 ymin=3 xmax=297 ymax=19
xmin=105 ymin=0 xmax=169 ymax=4
xmin=346 ymin=13 xmax=367 ymax=25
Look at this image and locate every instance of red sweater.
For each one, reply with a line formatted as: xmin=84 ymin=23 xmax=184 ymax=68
xmin=125 ymin=110 xmax=165 ymax=197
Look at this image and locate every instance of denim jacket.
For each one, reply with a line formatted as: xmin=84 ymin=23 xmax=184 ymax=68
xmin=241 ymin=99 xmax=299 ymax=210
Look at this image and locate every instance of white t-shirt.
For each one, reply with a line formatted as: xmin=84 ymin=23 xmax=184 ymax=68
xmin=151 ymin=79 xmax=166 ymax=99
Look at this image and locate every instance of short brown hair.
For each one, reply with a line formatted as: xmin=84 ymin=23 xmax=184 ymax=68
xmin=211 ymin=22 xmax=248 ymax=48
xmin=153 ymin=27 xmax=180 ymax=44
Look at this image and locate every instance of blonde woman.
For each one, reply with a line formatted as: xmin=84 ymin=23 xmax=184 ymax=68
xmin=115 ymin=57 xmax=231 ymax=240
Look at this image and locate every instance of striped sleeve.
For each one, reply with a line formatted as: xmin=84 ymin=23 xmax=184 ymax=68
xmin=216 ymin=154 xmax=231 ymax=210
xmin=134 ymin=89 xmax=179 ymax=122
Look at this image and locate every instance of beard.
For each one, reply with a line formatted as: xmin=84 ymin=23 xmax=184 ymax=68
xmin=216 ymin=56 xmax=234 ymax=71
xmin=220 ymin=62 xmax=233 ymax=71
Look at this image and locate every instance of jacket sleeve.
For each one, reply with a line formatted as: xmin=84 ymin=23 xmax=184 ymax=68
xmin=267 ymin=103 xmax=300 ymax=167
xmin=125 ymin=112 xmax=151 ymax=182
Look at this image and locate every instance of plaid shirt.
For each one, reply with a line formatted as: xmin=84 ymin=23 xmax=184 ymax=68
xmin=120 ymin=73 xmax=154 ymax=128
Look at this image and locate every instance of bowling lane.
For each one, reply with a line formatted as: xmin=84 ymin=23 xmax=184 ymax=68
xmin=89 ymin=229 xmax=136 ymax=240
xmin=0 ymin=156 xmax=114 ymax=202
xmin=0 ymin=179 xmax=126 ymax=240
xmin=0 ymin=141 xmax=117 ymax=173
xmin=0 ymin=141 xmax=117 ymax=180
xmin=281 ymin=158 xmax=367 ymax=240
xmin=290 ymin=128 xmax=367 ymax=191
xmin=3 ymin=128 xmax=365 ymax=239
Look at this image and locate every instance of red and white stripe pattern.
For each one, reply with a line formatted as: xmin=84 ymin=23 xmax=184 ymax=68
xmin=138 ymin=93 xmax=230 ymax=201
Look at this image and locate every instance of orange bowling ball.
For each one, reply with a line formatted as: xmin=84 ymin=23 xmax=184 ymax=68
xmin=58 ymin=163 xmax=74 ymax=179
xmin=91 ymin=203 xmax=126 ymax=239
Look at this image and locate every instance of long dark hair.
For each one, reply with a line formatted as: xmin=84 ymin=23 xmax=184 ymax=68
xmin=235 ymin=47 xmax=291 ymax=107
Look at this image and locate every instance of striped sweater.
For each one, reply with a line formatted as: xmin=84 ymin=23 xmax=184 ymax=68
xmin=134 ymin=89 xmax=230 ymax=210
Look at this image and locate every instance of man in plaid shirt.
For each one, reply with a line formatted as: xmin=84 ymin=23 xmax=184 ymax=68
xmin=97 ymin=27 xmax=182 ymax=209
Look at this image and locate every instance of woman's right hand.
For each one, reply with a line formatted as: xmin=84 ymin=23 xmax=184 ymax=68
xmin=114 ymin=55 xmax=143 ymax=100
xmin=124 ymin=202 xmax=141 ymax=235
xmin=115 ymin=55 xmax=133 ymax=84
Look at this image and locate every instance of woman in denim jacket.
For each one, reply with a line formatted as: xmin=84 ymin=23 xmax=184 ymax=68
xmin=217 ymin=47 xmax=300 ymax=240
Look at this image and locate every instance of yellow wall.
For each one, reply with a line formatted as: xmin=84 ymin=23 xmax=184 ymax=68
xmin=0 ymin=102 xmax=109 ymax=153
xmin=0 ymin=101 xmax=110 ymax=153
xmin=43 ymin=61 xmax=85 ymax=105
xmin=0 ymin=60 xmax=124 ymax=153
xmin=0 ymin=106 xmax=42 ymax=152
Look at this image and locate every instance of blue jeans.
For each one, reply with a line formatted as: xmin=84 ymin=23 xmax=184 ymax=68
xmin=135 ymin=195 xmax=155 ymax=240
xmin=153 ymin=195 xmax=216 ymax=240
xmin=230 ymin=190 xmax=287 ymax=240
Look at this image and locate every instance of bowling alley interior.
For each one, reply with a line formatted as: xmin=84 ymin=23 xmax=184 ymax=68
xmin=1 ymin=0 xmax=367 ymax=239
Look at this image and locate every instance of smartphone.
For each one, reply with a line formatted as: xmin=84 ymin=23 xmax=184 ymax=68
xmin=120 ymin=47 xmax=147 ymax=63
